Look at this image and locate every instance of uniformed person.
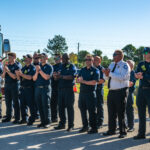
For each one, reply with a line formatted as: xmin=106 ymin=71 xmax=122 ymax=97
xmin=54 ymin=53 xmax=77 ymax=132
xmin=33 ymin=52 xmax=40 ymax=66
xmin=33 ymin=53 xmax=53 ymax=128
xmin=2 ymin=52 xmax=21 ymax=123
xmin=103 ymin=50 xmax=130 ymax=138
xmin=33 ymin=52 xmax=40 ymax=119
xmin=16 ymin=54 xmax=36 ymax=125
xmin=134 ymin=47 xmax=150 ymax=140
xmin=93 ymin=56 xmax=105 ymax=129
xmin=51 ymin=54 xmax=62 ymax=122
xmin=77 ymin=54 xmax=100 ymax=134
xmin=126 ymin=60 xmax=136 ymax=132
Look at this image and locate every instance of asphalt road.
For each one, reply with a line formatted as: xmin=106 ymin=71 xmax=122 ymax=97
xmin=0 ymin=94 xmax=150 ymax=150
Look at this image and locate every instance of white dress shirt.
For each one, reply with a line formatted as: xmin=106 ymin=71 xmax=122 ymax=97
xmin=108 ymin=60 xmax=131 ymax=90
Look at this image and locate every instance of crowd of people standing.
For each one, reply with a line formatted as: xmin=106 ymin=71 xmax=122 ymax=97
xmin=0 ymin=47 xmax=150 ymax=142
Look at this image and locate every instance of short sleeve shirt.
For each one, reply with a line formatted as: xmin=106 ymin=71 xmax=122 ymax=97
xmin=21 ymin=64 xmax=36 ymax=87
xmin=58 ymin=63 xmax=77 ymax=88
xmin=35 ymin=63 xmax=53 ymax=86
xmin=5 ymin=63 xmax=19 ymax=84
xmin=78 ymin=66 xmax=100 ymax=92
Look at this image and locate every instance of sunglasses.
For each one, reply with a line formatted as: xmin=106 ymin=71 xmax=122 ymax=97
xmin=113 ymin=53 xmax=121 ymax=57
xmin=84 ymin=59 xmax=92 ymax=61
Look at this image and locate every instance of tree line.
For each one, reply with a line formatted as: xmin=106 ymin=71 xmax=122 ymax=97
xmin=18 ymin=35 xmax=145 ymax=69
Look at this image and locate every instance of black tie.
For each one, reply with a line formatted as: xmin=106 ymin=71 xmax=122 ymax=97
xmin=108 ymin=63 xmax=117 ymax=89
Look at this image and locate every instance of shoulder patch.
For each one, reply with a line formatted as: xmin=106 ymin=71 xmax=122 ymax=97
xmin=123 ymin=65 xmax=128 ymax=70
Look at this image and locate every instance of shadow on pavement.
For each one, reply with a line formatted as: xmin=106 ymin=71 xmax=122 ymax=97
xmin=0 ymin=122 xmax=148 ymax=150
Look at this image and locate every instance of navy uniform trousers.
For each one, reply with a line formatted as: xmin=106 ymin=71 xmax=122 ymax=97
xmin=20 ymin=87 xmax=36 ymax=122
xmin=126 ymin=91 xmax=134 ymax=129
xmin=5 ymin=83 xmax=20 ymax=120
xmin=58 ymin=88 xmax=75 ymax=128
xmin=107 ymin=88 xmax=128 ymax=134
xmin=136 ymin=87 xmax=150 ymax=136
xmin=35 ymin=86 xmax=51 ymax=125
xmin=78 ymin=91 xmax=97 ymax=130
xmin=96 ymin=87 xmax=104 ymax=126
xmin=50 ymin=87 xmax=58 ymax=121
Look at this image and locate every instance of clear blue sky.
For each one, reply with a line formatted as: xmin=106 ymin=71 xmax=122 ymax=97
xmin=0 ymin=0 xmax=150 ymax=58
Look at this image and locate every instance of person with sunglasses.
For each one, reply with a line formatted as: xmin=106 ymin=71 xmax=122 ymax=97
xmin=134 ymin=47 xmax=150 ymax=140
xmin=77 ymin=54 xmax=100 ymax=134
xmin=33 ymin=53 xmax=53 ymax=128
xmin=103 ymin=50 xmax=130 ymax=138
xmin=15 ymin=54 xmax=36 ymax=125
xmin=50 ymin=54 xmax=62 ymax=123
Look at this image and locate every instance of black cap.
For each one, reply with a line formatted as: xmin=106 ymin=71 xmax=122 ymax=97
xmin=40 ymin=53 xmax=48 ymax=58
xmin=23 ymin=54 xmax=33 ymax=59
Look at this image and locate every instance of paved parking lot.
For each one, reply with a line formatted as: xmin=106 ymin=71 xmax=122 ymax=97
xmin=0 ymin=94 xmax=150 ymax=150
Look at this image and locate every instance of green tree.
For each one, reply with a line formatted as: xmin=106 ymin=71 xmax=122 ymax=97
xmin=101 ymin=56 xmax=112 ymax=68
xmin=78 ymin=50 xmax=89 ymax=63
xmin=134 ymin=46 xmax=144 ymax=65
xmin=44 ymin=35 xmax=68 ymax=55
xmin=92 ymin=49 xmax=102 ymax=57
xmin=122 ymin=44 xmax=136 ymax=61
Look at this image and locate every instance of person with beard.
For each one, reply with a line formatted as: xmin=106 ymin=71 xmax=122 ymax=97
xmin=54 ymin=53 xmax=77 ymax=132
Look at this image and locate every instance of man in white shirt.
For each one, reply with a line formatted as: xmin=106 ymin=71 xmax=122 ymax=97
xmin=103 ymin=50 xmax=130 ymax=138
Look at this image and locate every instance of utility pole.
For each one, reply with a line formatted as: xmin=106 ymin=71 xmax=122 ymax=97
xmin=0 ymin=25 xmax=1 ymax=32
xmin=77 ymin=42 xmax=80 ymax=55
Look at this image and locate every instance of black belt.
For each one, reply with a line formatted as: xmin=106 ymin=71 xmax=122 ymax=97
xmin=21 ymin=86 xmax=33 ymax=89
xmin=109 ymin=87 xmax=128 ymax=92
xmin=36 ymin=86 xmax=48 ymax=88
xmin=142 ymin=87 xmax=150 ymax=89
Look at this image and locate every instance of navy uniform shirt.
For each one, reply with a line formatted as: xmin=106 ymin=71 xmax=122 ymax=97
xmin=96 ymin=65 xmax=104 ymax=89
xmin=5 ymin=63 xmax=20 ymax=84
xmin=78 ymin=66 xmax=100 ymax=92
xmin=129 ymin=70 xmax=136 ymax=92
xmin=51 ymin=63 xmax=62 ymax=89
xmin=58 ymin=63 xmax=77 ymax=89
xmin=35 ymin=63 xmax=53 ymax=86
xmin=135 ymin=61 xmax=150 ymax=88
xmin=21 ymin=64 xmax=36 ymax=87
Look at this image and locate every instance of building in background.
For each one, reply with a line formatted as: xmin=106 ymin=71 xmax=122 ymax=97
xmin=0 ymin=32 xmax=3 ymax=57
xmin=3 ymin=39 xmax=10 ymax=54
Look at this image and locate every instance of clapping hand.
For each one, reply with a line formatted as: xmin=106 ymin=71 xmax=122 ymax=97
xmin=102 ymin=68 xmax=110 ymax=77
xmin=15 ymin=70 xmax=22 ymax=76
xmin=4 ymin=65 xmax=9 ymax=73
xmin=36 ymin=65 xmax=41 ymax=73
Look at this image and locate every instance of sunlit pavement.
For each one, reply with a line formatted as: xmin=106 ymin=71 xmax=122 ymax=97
xmin=0 ymin=94 xmax=150 ymax=150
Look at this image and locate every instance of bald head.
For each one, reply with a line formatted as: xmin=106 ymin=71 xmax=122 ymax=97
xmin=94 ymin=56 xmax=101 ymax=67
